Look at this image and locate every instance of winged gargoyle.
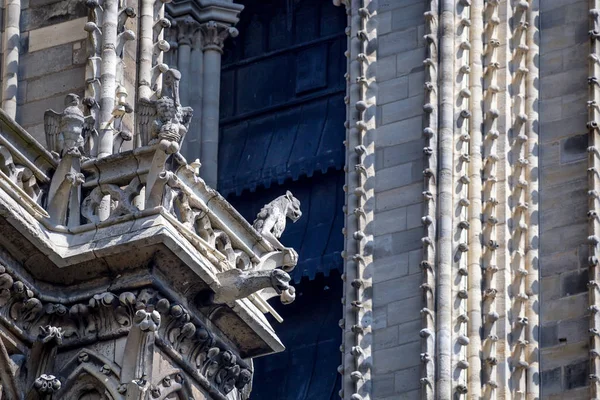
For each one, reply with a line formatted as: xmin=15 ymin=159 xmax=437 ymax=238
xmin=44 ymin=94 xmax=92 ymax=227
xmin=44 ymin=93 xmax=96 ymax=159
xmin=137 ymin=69 xmax=193 ymax=149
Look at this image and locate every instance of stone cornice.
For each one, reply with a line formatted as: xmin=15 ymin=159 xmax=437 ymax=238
xmin=166 ymin=0 xmax=243 ymax=26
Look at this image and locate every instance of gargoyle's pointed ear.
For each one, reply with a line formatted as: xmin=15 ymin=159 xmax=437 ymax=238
xmin=285 ymin=190 xmax=293 ymax=199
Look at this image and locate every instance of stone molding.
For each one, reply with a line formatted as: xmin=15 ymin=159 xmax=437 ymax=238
xmin=589 ymin=1 xmax=599 ymax=398
xmin=0 ymin=262 xmax=252 ymax=398
xmin=415 ymin=0 xmax=541 ymax=399
xmin=334 ymin=1 xmax=376 ymax=400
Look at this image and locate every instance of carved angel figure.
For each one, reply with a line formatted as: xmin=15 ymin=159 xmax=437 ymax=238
xmin=44 ymin=94 xmax=96 ymax=158
xmin=253 ymin=190 xmax=302 ymax=249
xmin=137 ymin=69 xmax=193 ymax=147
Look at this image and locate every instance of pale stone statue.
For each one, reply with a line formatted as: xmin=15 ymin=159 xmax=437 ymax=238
xmin=253 ymin=190 xmax=302 ymax=250
xmin=137 ymin=69 xmax=193 ymax=148
xmin=44 ymin=93 xmax=96 ymax=158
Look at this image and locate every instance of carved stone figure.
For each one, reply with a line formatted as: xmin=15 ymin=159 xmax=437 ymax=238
xmin=210 ymin=268 xmax=292 ymax=305
xmin=137 ymin=69 xmax=193 ymax=148
xmin=44 ymin=94 xmax=96 ymax=159
xmin=253 ymin=190 xmax=302 ymax=250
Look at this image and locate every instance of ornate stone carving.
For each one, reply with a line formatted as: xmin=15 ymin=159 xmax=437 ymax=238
xmin=252 ymin=190 xmax=302 ymax=251
xmin=0 ymin=263 xmax=254 ymax=398
xmin=176 ymin=16 xmax=200 ymax=46
xmin=209 ymin=268 xmax=292 ymax=305
xmin=138 ymin=69 xmax=193 ymax=148
xmin=33 ymin=374 xmax=62 ymax=395
xmin=81 ymin=177 xmax=144 ymax=224
xmin=199 ymin=21 xmax=239 ymax=53
xmin=0 ymin=145 xmax=42 ymax=203
xmin=44 ymin=94 xmax=96 ymax=159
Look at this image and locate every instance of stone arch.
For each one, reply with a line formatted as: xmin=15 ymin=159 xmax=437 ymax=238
xmin=152 ymin=370 xmax=194 ymax=400
xmin=55 ymin=349 xmax=122 ymax=400
xmin=60 ymin=374 xmax=115 ymax=400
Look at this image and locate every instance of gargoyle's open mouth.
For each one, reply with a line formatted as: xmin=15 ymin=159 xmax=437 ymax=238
xmin=274 ymin=281 xmax=290 ymax=294
xmin=291 ymin=210 xmax=302 ymax=221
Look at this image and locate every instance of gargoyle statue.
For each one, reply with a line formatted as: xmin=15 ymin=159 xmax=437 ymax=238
xmin=253 ymin=190 xmax=302 ymax=250
xmin=44 ymin=94 xmax=92 ymax=227
xmin=137 ymin=69 xmax=193 ymax=150
xmin=44 ymin=93 xmax=96 ymax=159
xmin=210 ymin=268 xmax=293 ymax=305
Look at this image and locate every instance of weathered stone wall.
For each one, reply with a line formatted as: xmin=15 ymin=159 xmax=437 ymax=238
xmin=11 ymin=0 xmax=138 ymax=147
xmin=539 ymin=0 xmax=590 ymax=398
xmin=371 ymin=1 xmax=425 ymax=399
xmin=15 ymin=0 xmax=87 ymax=144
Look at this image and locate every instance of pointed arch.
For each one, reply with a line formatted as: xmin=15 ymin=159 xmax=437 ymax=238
xmin=55 ymin=348 xmax=122 ymax=400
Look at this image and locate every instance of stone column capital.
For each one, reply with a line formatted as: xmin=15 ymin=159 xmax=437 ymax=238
xmin=175 ymin=16 xmax=200 ymax=46
xmin=199 ymin=20 xmax=238 ymax=53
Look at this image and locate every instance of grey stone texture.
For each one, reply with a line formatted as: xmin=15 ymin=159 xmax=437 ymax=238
xmin=372 ymin=0 xmax=425 ymax=398
xmin=539 ymin=0 xmax=591 ymax=397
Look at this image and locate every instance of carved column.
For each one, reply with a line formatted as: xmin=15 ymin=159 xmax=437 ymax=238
xmin=121 ymin=309 xmax=161 ymax=399
xmin=1 ymin=0 xmax=20 ymax=119
xmin=186 ymin=30 xmax=204 ymax=161
xmin=199 ymin=21 xmax=238 ymax=188
xmin=175 ymin=17 xmax=200 ymax=107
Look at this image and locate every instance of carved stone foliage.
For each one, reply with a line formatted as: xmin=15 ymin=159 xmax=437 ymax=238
xmin=0 ymin=265 xmax=252 ymax=397
xmin=199 ymin=21 xmax=239 ymax=53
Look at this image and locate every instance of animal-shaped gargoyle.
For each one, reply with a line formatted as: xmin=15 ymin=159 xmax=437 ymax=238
xmin=210 ymin=269 xmax=295 ymax=305
xmin=253 ymin=190 xmax=302 ymax=270
xmin=137 ymin=69 xmax=193 ymax=150
xmin=253 ymin=190 xmax=302 ymax=249
xmin=44 ymin=93 xmax=96 ymax=159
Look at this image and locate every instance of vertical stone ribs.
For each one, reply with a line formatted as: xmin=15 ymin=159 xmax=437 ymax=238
xmin=482 ymin=0 xmax=500 ymax=397
xmin=508 ymin=1 xmax=538 ymax=397
xmin=453 ymin=0 xmax=472 ymax=396
xmin=421 ymin=1 xmax=438 ymax=399
xmin=338 ymin=0 xmax=375 ymax=399
xmin=590 ymin=1 xmax=600 ymax=398
xmin=426 ymin=0 xmax=540 ymax=398
xmin=136 ymin=0 xmax=171 ymax=146
xmin=84 ymin=0 xmax=137 ymax=157
xmin=467 ymin=0 xmax=484 ymax=398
